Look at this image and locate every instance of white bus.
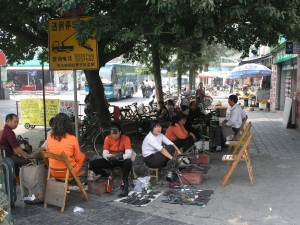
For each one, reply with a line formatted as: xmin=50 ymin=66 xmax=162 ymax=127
xmin=170 ymin=75 xmax=189 ymax=93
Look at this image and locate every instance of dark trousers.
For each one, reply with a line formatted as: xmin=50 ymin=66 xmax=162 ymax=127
xmin=7 ymin=154 xmax=29 ymax=176
xmin=89 ymin=158 xmax=132 ymax=182
xmin=213 ymin=126 xmax=239 ymax=146
xmin=172 ymin=135 xmax=194 ymax=152
xmin=144 ymin=145 xmax=175 ymax=168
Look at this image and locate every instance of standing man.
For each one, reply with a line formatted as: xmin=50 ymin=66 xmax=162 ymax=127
xmin=230 ymin=80 xmax=234 ymax=93
xmin=196 ymin=82 xmax=205 ymax=105
xmin=141 ymin=82 xmax=146 ymax=98
xmin=211 ymin=95 xmax=246 ymax=152
xmin=0 ymin=114 xmax=30 ymax=176
xmin=77 ymin=78 xmax=82 ymax=90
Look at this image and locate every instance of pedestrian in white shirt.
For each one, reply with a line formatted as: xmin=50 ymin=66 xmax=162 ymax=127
xmin=211 ymin=95 xmax=246 ymax=152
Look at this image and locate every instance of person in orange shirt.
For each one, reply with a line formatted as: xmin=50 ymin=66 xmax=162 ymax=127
xmin=46 ymin=113 xmax=86 ymax=178
xmin=89 ymin=123 xmax=132 ymax=198
xmin=165 ymin=112 xmax=196 ymax=152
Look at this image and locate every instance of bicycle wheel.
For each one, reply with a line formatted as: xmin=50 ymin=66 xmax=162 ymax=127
xmin=93 ymin=130 xmax=109 ymax=155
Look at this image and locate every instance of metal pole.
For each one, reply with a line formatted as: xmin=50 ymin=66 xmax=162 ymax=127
xmin=73 ymin=69 xmax=79 ymax=139
xmin=42 ymin=63 xmax=47 ymax=140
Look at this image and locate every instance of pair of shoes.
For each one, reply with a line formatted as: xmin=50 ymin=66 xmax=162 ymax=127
xmin=215 ymin=149 xmax=222 ymax=152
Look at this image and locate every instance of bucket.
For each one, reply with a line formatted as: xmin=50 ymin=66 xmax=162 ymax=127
xmin=204 ymin=141 xmax=210 ymax=150
xmin=194 ymin=140 xmax=203 ymax=150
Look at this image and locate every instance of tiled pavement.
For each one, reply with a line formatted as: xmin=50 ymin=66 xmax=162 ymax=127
xmin=2 ymin=97 xmax=300 ymax=224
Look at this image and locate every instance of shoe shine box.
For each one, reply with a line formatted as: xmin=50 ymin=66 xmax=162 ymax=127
xmin=180 ymin=169 xmax=203 ymax=185
xmin=190 ymin=154 xmax=210 ymax=165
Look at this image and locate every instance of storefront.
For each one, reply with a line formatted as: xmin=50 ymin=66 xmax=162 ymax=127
xmin=5 ymin=56 xmax=78 ymax=92
xmin=6 ymin=56 xmax=52 ymax=91
xmin=271 ymin=43 xmax=298 ymax=128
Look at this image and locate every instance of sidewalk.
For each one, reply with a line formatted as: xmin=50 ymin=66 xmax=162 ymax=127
xmin=8 ymin=109 xmax=300 ymax=225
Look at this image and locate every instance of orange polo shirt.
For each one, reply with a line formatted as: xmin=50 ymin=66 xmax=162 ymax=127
xmin=165 ymin=123 xmax=189 ymax=141
xmin=103 ymin=134 xmax=131 ymax=155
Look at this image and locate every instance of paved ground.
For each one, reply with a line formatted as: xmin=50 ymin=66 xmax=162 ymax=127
xmin=1 ymin=97 xmax=300 ymax=224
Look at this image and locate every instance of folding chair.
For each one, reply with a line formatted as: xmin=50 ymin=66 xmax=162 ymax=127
xmin=39 ymin=148 xmax=89 ymax=212
xmin=226 ymin=115 xmax=248 ymax=153
xmin=222 ymin=132 xmax=255 ymax=187
xmin=224 ymin=122 xmax=252 ymax=166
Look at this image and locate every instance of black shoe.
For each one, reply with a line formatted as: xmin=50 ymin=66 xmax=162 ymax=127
xmin=215 ymin=149 xmax=222 ymax=152
xmin=118 ymin=182 xmax=128 ymax=198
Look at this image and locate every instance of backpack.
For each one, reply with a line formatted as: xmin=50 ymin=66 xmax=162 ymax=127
xmin=19 ymin=164 xmax=47 ymax=204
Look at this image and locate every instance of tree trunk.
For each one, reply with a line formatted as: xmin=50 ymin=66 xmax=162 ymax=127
xmin=189 ymin=68 xmax=194 ymax=90
xmin=84 ymin=70 xmax=111 ymax=121
xmin=177 ymin=73 xmax=182 ymax=95
xmin=151 ymin=43 xmax=163 ymax=102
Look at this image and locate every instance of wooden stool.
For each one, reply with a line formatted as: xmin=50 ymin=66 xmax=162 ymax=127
xmin=148 ymin=167 xmax=163 ymax=182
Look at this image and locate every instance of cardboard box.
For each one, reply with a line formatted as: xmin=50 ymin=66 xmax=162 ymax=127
xmin=190 ymin=154 xmax=210 ymax=165
xmin=180 ymin=169 xmax=203 ymax=185
xmin=87 ymin=178 xmax=113 ymax=195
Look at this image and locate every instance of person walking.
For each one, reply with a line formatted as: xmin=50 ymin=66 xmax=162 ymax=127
xmin=230 ymin=81 xmax=234 ymax=93
xmin=141 ymin=82 xmax=146 ymax=98
xmin=196 ymin=82 xmax=205 ymax=105
xmin=77 ymin=78 xmax=82 ymax=90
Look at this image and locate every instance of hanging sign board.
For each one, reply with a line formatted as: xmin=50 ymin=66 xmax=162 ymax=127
xmin=48 ymin=17 xmax=98 ymax=70
xmin=286 ymin=42 xmax=300 ymax=54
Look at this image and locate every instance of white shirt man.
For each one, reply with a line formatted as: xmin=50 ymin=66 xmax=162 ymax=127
xmin=212 ymin=95 xmax=246 ymax=152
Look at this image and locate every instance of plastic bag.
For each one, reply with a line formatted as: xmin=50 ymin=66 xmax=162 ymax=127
xmin=133 ymin=176 xmax=150 ymax=192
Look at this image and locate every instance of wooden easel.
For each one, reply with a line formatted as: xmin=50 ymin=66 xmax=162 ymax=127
xmin=221 ymin=132 xmax=254 ymax=187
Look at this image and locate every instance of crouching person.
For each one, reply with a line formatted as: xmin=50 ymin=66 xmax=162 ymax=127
xmin=89 ymin=123 xmax=132 ymax=198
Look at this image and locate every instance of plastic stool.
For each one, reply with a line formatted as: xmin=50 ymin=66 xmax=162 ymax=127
xmin=148 ymin=167 xmax=163 ymax=182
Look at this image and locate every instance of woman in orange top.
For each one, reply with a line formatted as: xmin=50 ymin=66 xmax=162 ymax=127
xmin=46 ymin=113 xmax=85 ymax=178
xmin=89 ymin=123 xmax=132 ymax=198
xmin=165 ymin=112 xmax=196 ymax=152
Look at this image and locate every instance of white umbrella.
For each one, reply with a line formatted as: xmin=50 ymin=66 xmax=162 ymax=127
xmin=229 ymin=63 xmax=271 ymax=79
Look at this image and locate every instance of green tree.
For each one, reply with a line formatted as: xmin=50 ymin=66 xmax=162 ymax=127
xmin=1 ymin=0 xmax=300 ymax=121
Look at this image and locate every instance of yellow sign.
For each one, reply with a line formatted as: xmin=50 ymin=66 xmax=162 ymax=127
xmin=48 ymin=17 xmax=98 ymax=70
xmin=20 ymin=98 xmax=59 ymax=126
xmin=20 ymin=99 xmax=40 ymax=125
xmin=39 ymin=99 xmax=60 ymax=124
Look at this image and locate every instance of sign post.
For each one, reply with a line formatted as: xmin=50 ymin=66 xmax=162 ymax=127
xmin=48 ymin=17 xmax=98 ymax=138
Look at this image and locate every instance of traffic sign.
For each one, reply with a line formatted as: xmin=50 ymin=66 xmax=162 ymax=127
xmin=286 ymin=41 xmax=300 ymax=54
xmin=48 ymin=17 xmax=98 ymax=70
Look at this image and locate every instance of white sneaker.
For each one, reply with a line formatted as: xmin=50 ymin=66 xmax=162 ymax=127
xmin=182 ymin=157 xmax=190 ymax=164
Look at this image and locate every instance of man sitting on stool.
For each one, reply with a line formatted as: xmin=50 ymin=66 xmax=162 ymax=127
xmin=211 ymin=95 xmax=246 ymax=152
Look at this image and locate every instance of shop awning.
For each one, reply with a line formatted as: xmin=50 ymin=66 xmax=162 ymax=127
xmin=238 ymin=54 xmax=271 ymax=66
xmin=198 ymin=72 xmax=214 ymax=78
xmin=6 ymin=66 xmax=49 ymax=70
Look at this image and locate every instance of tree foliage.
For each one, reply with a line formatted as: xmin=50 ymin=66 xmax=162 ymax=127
xmin=1 ymin=0 xmax=300 ymax=118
